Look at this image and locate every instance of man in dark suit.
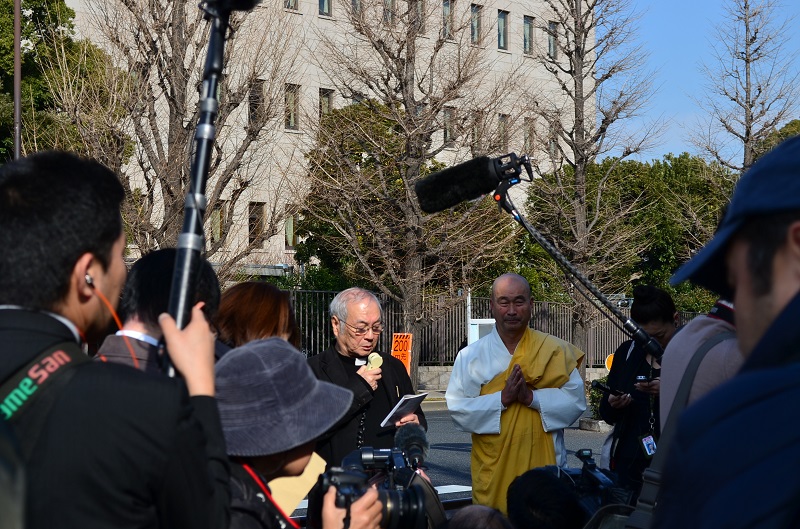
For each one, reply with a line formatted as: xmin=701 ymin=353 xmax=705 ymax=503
xmin=0 ymin=151 xmax=229 ymax=529
xmin=95 ymin=248 xmax=222 ymax=373
xmin=308 ymin=287 xmax=426 ymax=468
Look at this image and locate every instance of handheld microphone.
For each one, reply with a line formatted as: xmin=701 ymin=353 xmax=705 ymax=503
xmin=394 ymin=423 xmax=429 ymax=469
xmin=414 ymin=154 xmax=526 ymax=213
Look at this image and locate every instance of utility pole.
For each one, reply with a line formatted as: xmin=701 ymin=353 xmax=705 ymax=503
xmin=13 ymin=0 xmax=22 ymax=159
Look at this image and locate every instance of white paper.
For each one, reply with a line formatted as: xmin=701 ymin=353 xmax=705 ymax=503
xmin=380 ymin=392 xmax=428 ymax=428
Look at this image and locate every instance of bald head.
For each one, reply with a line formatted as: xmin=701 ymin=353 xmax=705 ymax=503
xmin=491 ymin=273 xmax=532 ymax=300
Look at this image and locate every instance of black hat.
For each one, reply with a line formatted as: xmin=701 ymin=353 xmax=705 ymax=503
xmin=215 ymin=337 xmax=353 ymax=456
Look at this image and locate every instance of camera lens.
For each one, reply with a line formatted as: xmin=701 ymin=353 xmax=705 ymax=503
xmin=378 ymin=484 xmax=426 ymax=529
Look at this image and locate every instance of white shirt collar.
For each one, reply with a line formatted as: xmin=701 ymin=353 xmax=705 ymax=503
xmin=116 ymin=329 xmax=160 ymax=347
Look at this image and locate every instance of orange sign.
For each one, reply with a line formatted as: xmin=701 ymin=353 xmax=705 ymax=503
xmin=391 ymin=333 xmax=413 ymax=374
xmin=605 ymin=353 xmax=614 ymax=371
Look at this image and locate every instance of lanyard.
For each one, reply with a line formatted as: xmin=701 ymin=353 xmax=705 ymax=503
xmin=240 ymin=464 xmax=300 ymax=529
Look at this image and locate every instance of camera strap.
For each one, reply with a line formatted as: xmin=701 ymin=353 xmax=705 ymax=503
xmin=0 ymin=341 xmax=87 ymax=460
xmin=241 ymin=463 xmax=300 ymax=529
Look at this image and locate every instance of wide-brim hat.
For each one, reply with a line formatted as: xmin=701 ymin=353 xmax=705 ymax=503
xmin=671 ymin=135 xmax=800 ymax=296
xmin=215 ymin=337 xmax=353 ymax=457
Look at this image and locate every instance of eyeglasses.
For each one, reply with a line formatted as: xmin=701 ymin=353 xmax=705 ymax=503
xmin=342 ymin=320 xmax=384 ymax=336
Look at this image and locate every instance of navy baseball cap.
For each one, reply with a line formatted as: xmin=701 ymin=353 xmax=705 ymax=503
xmin=671 ymin=135 xmax=800 ymax=295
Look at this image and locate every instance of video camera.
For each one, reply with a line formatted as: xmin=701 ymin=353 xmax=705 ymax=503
xmin=543 ymin=448 xmax=633 ymax=518
xmin=308 ymin=446 xmax=428 ymax=529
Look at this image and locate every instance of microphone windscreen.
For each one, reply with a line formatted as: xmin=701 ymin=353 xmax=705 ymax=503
xmin=394 ymin=423 xmax=429 ymax=464
xmin=414 ymin=157 xmax=501 ymax=213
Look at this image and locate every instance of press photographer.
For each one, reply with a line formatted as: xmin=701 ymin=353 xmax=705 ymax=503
xmin=215 ymin=337 xmax=382 ymax=529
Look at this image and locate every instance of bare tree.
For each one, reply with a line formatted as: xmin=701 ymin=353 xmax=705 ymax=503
xmin=299 ymin=0 xmax=523 ymax=384
xmin=43 ymin=0 xmax=305 ymax=279
xmin=522 ymin=0 xmax=660 ymax=352
xmin=695 ymin=0 xmax=799 ymax=173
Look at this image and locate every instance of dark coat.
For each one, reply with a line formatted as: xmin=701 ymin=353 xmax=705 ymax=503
xmin=307 ymin=347 xmax=427 ymax=468
xmin=599 ymin=339 xmax=661 ymax=494
xmin=653 ymin=293 xmax=800 ymax=529
xmin=0 ymin=308 xmax=230 ymax=529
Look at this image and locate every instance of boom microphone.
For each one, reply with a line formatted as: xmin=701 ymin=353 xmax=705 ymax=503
xmin=414 ymin=156 xmax=506 ymax=213
xmin=394 ymin=423 xmax=429 ymax=469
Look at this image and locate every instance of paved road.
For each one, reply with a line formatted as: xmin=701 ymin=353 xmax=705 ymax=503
xmin=423 ymin=408 xmax=607 ymax=490
xmin=291 ymin=405 xmax=607 ymax=521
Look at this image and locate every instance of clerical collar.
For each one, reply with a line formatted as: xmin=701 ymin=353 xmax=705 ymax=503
xmin=116 ymin=329 xmax=161 ymax=347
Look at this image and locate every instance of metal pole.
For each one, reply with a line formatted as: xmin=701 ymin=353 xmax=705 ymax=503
xmin=13 ymin=0 xmax=22 ymax=159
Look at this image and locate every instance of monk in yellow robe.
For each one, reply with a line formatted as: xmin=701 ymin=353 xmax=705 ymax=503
xmin=446 ymin=274 xmax=586 ymax=513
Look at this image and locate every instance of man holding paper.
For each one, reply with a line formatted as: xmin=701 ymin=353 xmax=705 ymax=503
xmin=308 ymin=287 xmax=427 ymax=469
xmin=446 ymin=273 xmax=586 ymax=513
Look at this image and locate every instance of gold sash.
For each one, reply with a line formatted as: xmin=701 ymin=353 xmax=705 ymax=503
xmin=471 ymin=328 xmax=583 ymax=513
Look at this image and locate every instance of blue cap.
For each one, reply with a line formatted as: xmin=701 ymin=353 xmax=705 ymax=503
xmin=670 ymin=135 xmax=800 ymax=295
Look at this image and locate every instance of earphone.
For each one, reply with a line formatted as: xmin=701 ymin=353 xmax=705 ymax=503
xmin=85 ymin=274 xmax=95 ymax=287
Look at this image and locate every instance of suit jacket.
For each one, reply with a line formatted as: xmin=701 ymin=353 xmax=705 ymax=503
xmin=307 ymin=347 xmax=426 ymax=468
xmin=0 ymin=308 xmax=229 ymax=529
xmin=95 ymin=333 xmax=163 ymax=375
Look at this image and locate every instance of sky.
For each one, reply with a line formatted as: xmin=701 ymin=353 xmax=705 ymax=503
xmin=626 ymin=0 xmax=800 ymax=161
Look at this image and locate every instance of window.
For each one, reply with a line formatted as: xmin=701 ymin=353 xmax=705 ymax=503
xmin=319 ymin=0 xmax=331 ymax=16
xmin=548 ymin=20 xmax=558 ymax=59
xmin=470 ymin=4 xmax=482 ymax=44
xmin=523 ymin=117 xmax=535 ymax=153
xmin=285 ymin=0 xmax=298 ymax=9
xmin=319 ymin=88 xmax=334 ymax=117
xmin=285 ymin=84 xmax=300 ymax=130
xmin=497 ymin=113 xmax=509 ymax=151
xmin=384 ymin=0 xmax=395 ymax=24
xmin=442 ymin=0 xmax=453 ymax=40
xmin=548 ymin=122 xmax=559 ymax=158
xmin=471 ymin=110 xmax=486 ymax=154
xmin=248 ymin=79 xmax=265 ymax=125
xmin=443 ymin=106 xmax=456 ymax=146
xmin=497 ymin=10 xmax=508 ymax=50
xmin=210 ymin=201 xmax=227 ymax=243
xmin=411 ymin=0 xmax=425 ymax=33
xmin=285 ymin=215 xmax=298 ymax=250
xmin=523 ymin=15 xmax=534 ymax=54
xmin=248 ymin=202 xmax=265 ymax=246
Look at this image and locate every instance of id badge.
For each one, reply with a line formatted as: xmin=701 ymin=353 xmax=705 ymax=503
xmin=639 ymin=434 xmax=657 ymax=459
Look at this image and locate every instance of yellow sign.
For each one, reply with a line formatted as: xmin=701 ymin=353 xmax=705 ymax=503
xmin=391 ymin=333 xmax=412 ymax=374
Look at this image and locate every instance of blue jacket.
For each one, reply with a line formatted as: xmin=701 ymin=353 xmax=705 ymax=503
xmin=653 ymin=294 xmax=800 ymax=528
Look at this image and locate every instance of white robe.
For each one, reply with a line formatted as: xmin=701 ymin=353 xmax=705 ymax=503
xmin=445 ymin=327 xmax=586 ymax=467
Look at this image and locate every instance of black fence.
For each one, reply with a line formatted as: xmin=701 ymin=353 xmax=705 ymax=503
xmin=289 ymin=290 xmax=699 ymax=368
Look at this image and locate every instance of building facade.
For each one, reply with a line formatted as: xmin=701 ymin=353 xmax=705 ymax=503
xmin=65 ymin=0 xmax=587 ymax=278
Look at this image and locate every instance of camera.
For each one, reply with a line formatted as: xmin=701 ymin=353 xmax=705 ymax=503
xmin=307 ymin=447 xmax=428 ymax=529
xmin=543 ymin=448 xmax=633 ymax=517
